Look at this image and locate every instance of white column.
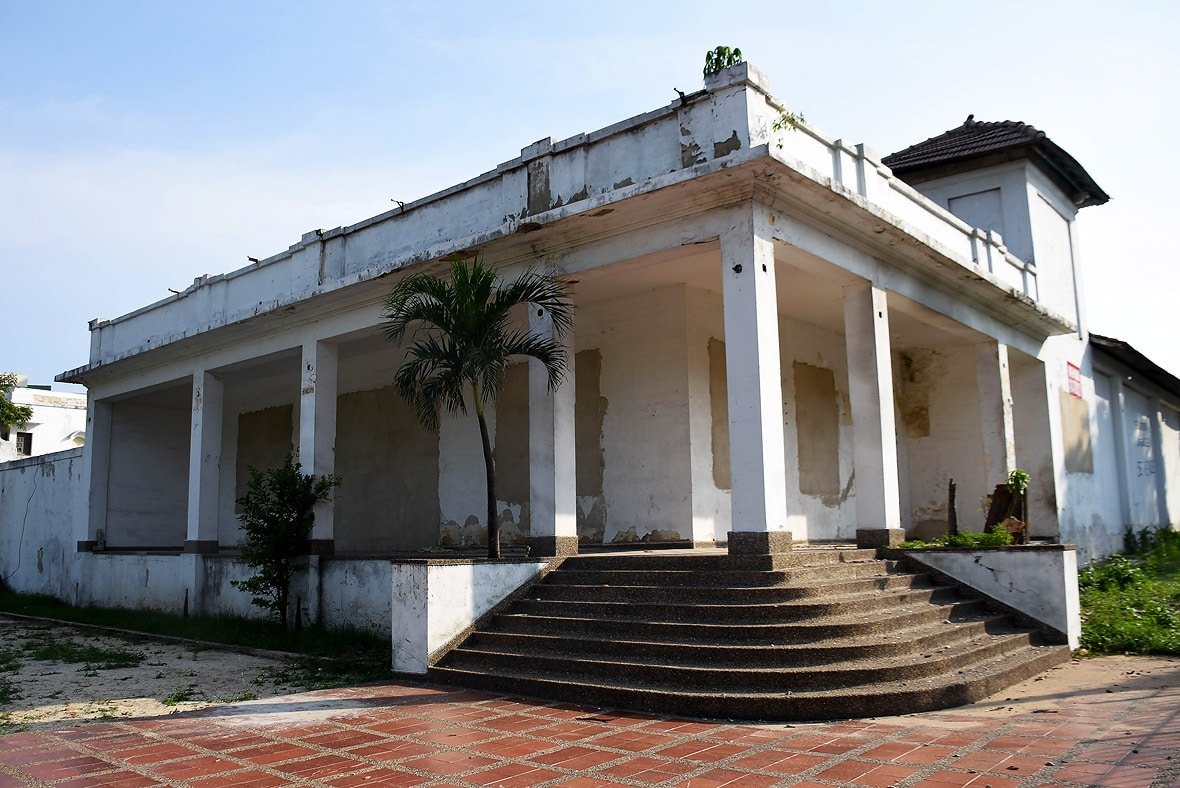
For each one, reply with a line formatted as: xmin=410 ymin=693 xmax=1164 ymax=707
xmin=976 ymin=342 xmax=1018 ymax=487
xmin=1110 ymin=378 xmax=1134 ymax=528
xmin=722 ymin=204 xmax=791 ymax=554
xmin=528 ymin=306 xmax=578 ymax=556
xmin=843 ymin=282 xmax=903 ymax=547
xmin=298 ymin=340 xmax=338 ymax=547
xmin=1151 ymin=401 xmax=1170 ymax=526
xmin=185 ymin=371 xmax=223 ymax=552
xmin=82 ymin=396 xmax=113 ymax=550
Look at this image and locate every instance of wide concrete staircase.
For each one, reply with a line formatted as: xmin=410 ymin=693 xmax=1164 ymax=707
xmin=429 ymin=549 xmax=1071 ymax=721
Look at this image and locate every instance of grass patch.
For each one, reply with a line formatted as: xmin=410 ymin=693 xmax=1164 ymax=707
xmin=0 ymin=647 xmax=20 ymax=706
xmin=1079 ymin=527 xmax=1180 ymax=656
xmin=25 ymin=639 xmax=144 ymax=670
xmin=899 ymin=529 xmax=1013 ymax=550
xmin=0 ymin=589 xmax=390 ymax=689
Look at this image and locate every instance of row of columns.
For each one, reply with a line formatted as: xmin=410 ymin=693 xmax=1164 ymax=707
xmin=719 ymin=203 xmax=1019 ymax=551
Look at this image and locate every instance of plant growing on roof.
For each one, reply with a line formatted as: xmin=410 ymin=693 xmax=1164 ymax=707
xmin=232 ymin=455 xmax=340 ymax=632
xmin=703 ymin=45 xmax=744 ymax=77
xmin=382 ymin=255 xmax=573 ymax=559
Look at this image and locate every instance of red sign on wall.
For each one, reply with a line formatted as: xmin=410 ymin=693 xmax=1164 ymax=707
xmin=1067 ymin=362 xmax=1083 ymax=399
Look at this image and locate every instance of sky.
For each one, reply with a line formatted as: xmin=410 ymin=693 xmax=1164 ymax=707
xmin=1 ymin=1 xmax=1176 ymax=390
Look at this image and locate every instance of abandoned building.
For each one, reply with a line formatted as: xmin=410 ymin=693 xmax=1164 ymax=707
xmin=2 ymin=61 xmax=1178 ymax=718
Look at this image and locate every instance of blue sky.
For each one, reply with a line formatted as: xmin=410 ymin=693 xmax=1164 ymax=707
xmin=1 ymin=1 xmax=1176 ymax=387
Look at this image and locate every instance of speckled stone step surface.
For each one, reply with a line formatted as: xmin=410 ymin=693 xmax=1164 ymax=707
xmin=429 ymin=547 xmax=1070 ymax=721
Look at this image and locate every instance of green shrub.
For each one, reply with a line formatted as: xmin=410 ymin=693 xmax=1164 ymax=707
xmin=1080 ymin=530 xmax=1180 ymax=656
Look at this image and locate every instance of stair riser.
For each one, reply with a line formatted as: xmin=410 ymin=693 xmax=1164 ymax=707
xmin=513 ymin=587 xmax=959 ymax=624
xmin=545 ymin=561 xmax=900 ymax=588
xmin=560 ymin=549 xmax=879 ymax=572
xmin=464 ymin=619 xmax=1008 ymax=666
xmin=429 ymin=646 xmax=1070 ymax=722
xmin=490 ymin=601 xmax=987 ymax=643
xmin=442 ymin=635 xmax=1031 ymax=692
xmin=531 ymin=574 xmax=933 ymax=603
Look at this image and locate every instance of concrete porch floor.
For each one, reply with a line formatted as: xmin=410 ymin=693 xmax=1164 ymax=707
xmin=1 ymin=655 xmax=1177 ymax=787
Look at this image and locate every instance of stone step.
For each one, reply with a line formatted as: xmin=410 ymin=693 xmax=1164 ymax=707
xmin=440 ymin=631 xmax=1036 ymax=692
xmin=544 ymin=560 xmax=903 ymax=588
xmin=531 ymin=572 xmax=935 ymax=603
xmin=511 ymin=586 xmax=960 ymax=624
xmin=429 ymin=643 xmax=1071 ymax=722
xmin=559 ymin=548 xmax=879 ymax=572
xmin=489 ymin=598 xmax=990 ymax=644
xmin=464 ymin=615 xmax=1013 ymax=666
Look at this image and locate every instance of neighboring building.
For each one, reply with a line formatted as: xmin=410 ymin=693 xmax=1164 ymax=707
xmin=1 ymin=61 xmax=1176 ymax=629
xmin=0 ymin=375 xmax=86 ymax=463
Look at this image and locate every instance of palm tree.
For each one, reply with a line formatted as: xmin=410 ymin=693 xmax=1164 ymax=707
xmin=382 ymin=256 xmax=574 ymax=559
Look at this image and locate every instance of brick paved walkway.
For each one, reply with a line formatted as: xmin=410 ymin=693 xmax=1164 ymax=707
xmin=1 ymin=656 xmax=1177 ymax=787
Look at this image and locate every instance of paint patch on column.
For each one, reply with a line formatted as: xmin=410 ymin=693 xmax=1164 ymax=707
xmin=895 ymin=352 xmax=932 ymax=438
xmin=793 ymin=362 xmax=840 ymax=497
xmin=1059 ymin=392 xmax=1094 ymax=473
xmin=575 ymin=349 xmax=607 ymax=543
xmin=708 ymin=338 xmax=731 ymax=490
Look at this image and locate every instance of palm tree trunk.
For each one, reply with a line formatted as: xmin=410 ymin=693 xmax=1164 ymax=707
xmin=473 ymin=391 xmax=500 ymax=559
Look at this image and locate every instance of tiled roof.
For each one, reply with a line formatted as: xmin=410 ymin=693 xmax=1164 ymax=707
xmin=1090 ymin=334 xmax=1180 ymax=398
xmin=883 ymin=116 xmax=1109 ymax=208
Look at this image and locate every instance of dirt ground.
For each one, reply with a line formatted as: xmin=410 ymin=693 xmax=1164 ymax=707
xmin=0 ymin=615 xmax=303 ymax=730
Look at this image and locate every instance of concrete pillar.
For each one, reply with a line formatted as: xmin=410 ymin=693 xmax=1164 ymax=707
xmin=527 ymin=306 xmax=578 ymax=557
xmin=80 ymin=397 xmax=113 ymax=551
xmin=1151 ymin=400 xmax=1170 ymax=526
xmin=185 ymin=371 xmax=223 ymax=553
xmin=843 ymin=282 xmax=903 ymax=547
xmin=976 ymin=342 xmax=1018 ymax=487
xmin=298 ymin=340 xmax=338 ymax=553
xmin=722 ymin=204 xmax=791 ymax=554
xmin=1110 ymin=378 xmax=1134 ymax=528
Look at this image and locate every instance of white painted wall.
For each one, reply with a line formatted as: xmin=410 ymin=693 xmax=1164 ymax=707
xmin=0 ymin=386 xmax=87 ymax=462
xmin=904 ymin=546 xmax=1081 ymax=648
xmin=0 ymin=449 xmax=85 ymax=601
xmin=391 ymin=559 xmax=547 ymax=673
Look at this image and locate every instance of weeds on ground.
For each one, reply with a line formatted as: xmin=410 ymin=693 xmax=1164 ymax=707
xmin=24 ymin=638 xmax=144 ymax=670
xmin=0 ymin=647 xmax=20 ymax=706
xmin=0 ymin=589 xmax=390 ymax=690
xmin=1079 ymin=527 xmax=1180 ymax=656
xmin=899 ymin=529 xmax=1014 ymax=550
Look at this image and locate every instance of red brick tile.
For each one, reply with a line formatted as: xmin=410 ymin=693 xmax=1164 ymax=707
xmin=471 ymin=735 xmax=556 ymax=759
xmin=232 ymin=743 xmax=319 ymax=765
xmin=526 ymin=721 xmax=613 ymax=742
xmin=531 ymin=745 xmax=623 ymax=771
xmin=656 ymin=740 xmax=750 ymax=761
xmin=184 ymin=731 xmax=272 ymax=751
xmin=363 ymin=718 xmax=438 ymax=736
xmin=150 ymin=756 xmax=240 ymax=781
xmin=111 ymin=742 xmax=202 ymax=765
xmin=400 ymin=749 xmax=498 ymax=776
xmin=673 ymin=769 xmax=780 ymax=787
xmin=598 ymin=755 xmax=697 ymax=781
xmin=731 ymin=750 xmax=826 ymax=774
xmin=0 ymin=746 xmax=74 ymax=767
xmin=415 ymin=727 xmax=501 ymax=746
xmin=482 ymin=713 xmax=546 ymax=733
xmin=304 ymin=729 xmax=386 ymax=749
xmin=187 ymin=770 xmax=292 ymax=788
xmin=549 ymin=779 xmax=629 ymax=787
xmin=24 ymin=756 xmax=114 ymax=781
xmin=347 ymin=739 xmax=435 ymax=761
xmin=588 ymin=730 xmax=676 ymax=752
xmin=816 ymin=759 xmax=875 ymax=783
xmin=273 ymin=754 xmax=371 ymax=779
xmin=325 ymin=767 xmax=430 ymax=787
xmin=856 ymin=763 xmax=920 ymax=786
xmin=54 ymin=773 xmax=164 ymax=788
xmin=466 ymin=761 xmax=564 ymax=786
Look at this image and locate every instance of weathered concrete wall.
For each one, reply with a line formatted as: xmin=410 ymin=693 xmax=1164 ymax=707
xmin=335 ymin=386 xmax=439 ymax=552
xmin=685 ymin=286 xmax=730 ymax=545
xmin=492 ymin=363 xmax=529 ymax=544
xmin=0 ymin=449 xmax=84 ymax=600
xmin=894 ymin=348 xmax=989 ymax=540
xmin=574 ymin=350 xmax=608 ymax=543
xmin=1011 ymin=352 xmax=1062 ymax=539
xmin=903 ymin=546 xmax=1081 ymax=648
xmin=107 ymin=399 xmax=189 ymax=547
xmin=391 ymin=559 xmax=547 ymax=673
xmin=321 ymin=559 xmax=393 ymax=637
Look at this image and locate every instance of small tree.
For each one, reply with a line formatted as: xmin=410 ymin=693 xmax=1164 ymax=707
xmin=382 ymin=255 xmax=573 ymax=559
xmin=232 ymin=455 xmax=340 ymax=631
xmin=0 ymin=373 xmax=33 ymax=432
xmin=703 ymin=45 xmax=743 ymax=77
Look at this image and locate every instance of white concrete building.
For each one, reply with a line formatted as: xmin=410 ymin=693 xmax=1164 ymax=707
xmin=2 ymin=62 xmax=1177 ymax=630
xmin=0 ymin=376 xmax=86 ymax=463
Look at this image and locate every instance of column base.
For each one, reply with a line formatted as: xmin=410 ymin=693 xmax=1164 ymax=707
xmin=183 ymin=540 xmax=220 ymax=554
xmin=526 ymin=535 xmax=579 ymax=557
xmin=728 ymin=531 xmax=793 ymax=555
xmin=856 ymin=528 xmax=906 ymax=548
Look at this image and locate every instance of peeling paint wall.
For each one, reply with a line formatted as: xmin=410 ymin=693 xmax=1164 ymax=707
xmin=107 ymin=398 xmax=190 ymax=547
xmin=1060 ymin=392 xmax=1094 ymax=473
xmin=574 ymin=349 xmax=607 ymax=544
xmin=233 ymin=405 xmax=294 ymax=506
xmin=792 ymin=362 xmax=841 ymax=496
xmin=335 ymin=386 xmax=440 ymax=553
xmin=491 ymin=363 xmax=529 ymax=545
xmin=0 ymin=449 xmax=84 ymax=601
xmin=894 ymin=348 xmax=989 ymax=540
xmin=437 ymin=404 xmax=497 ymax=548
